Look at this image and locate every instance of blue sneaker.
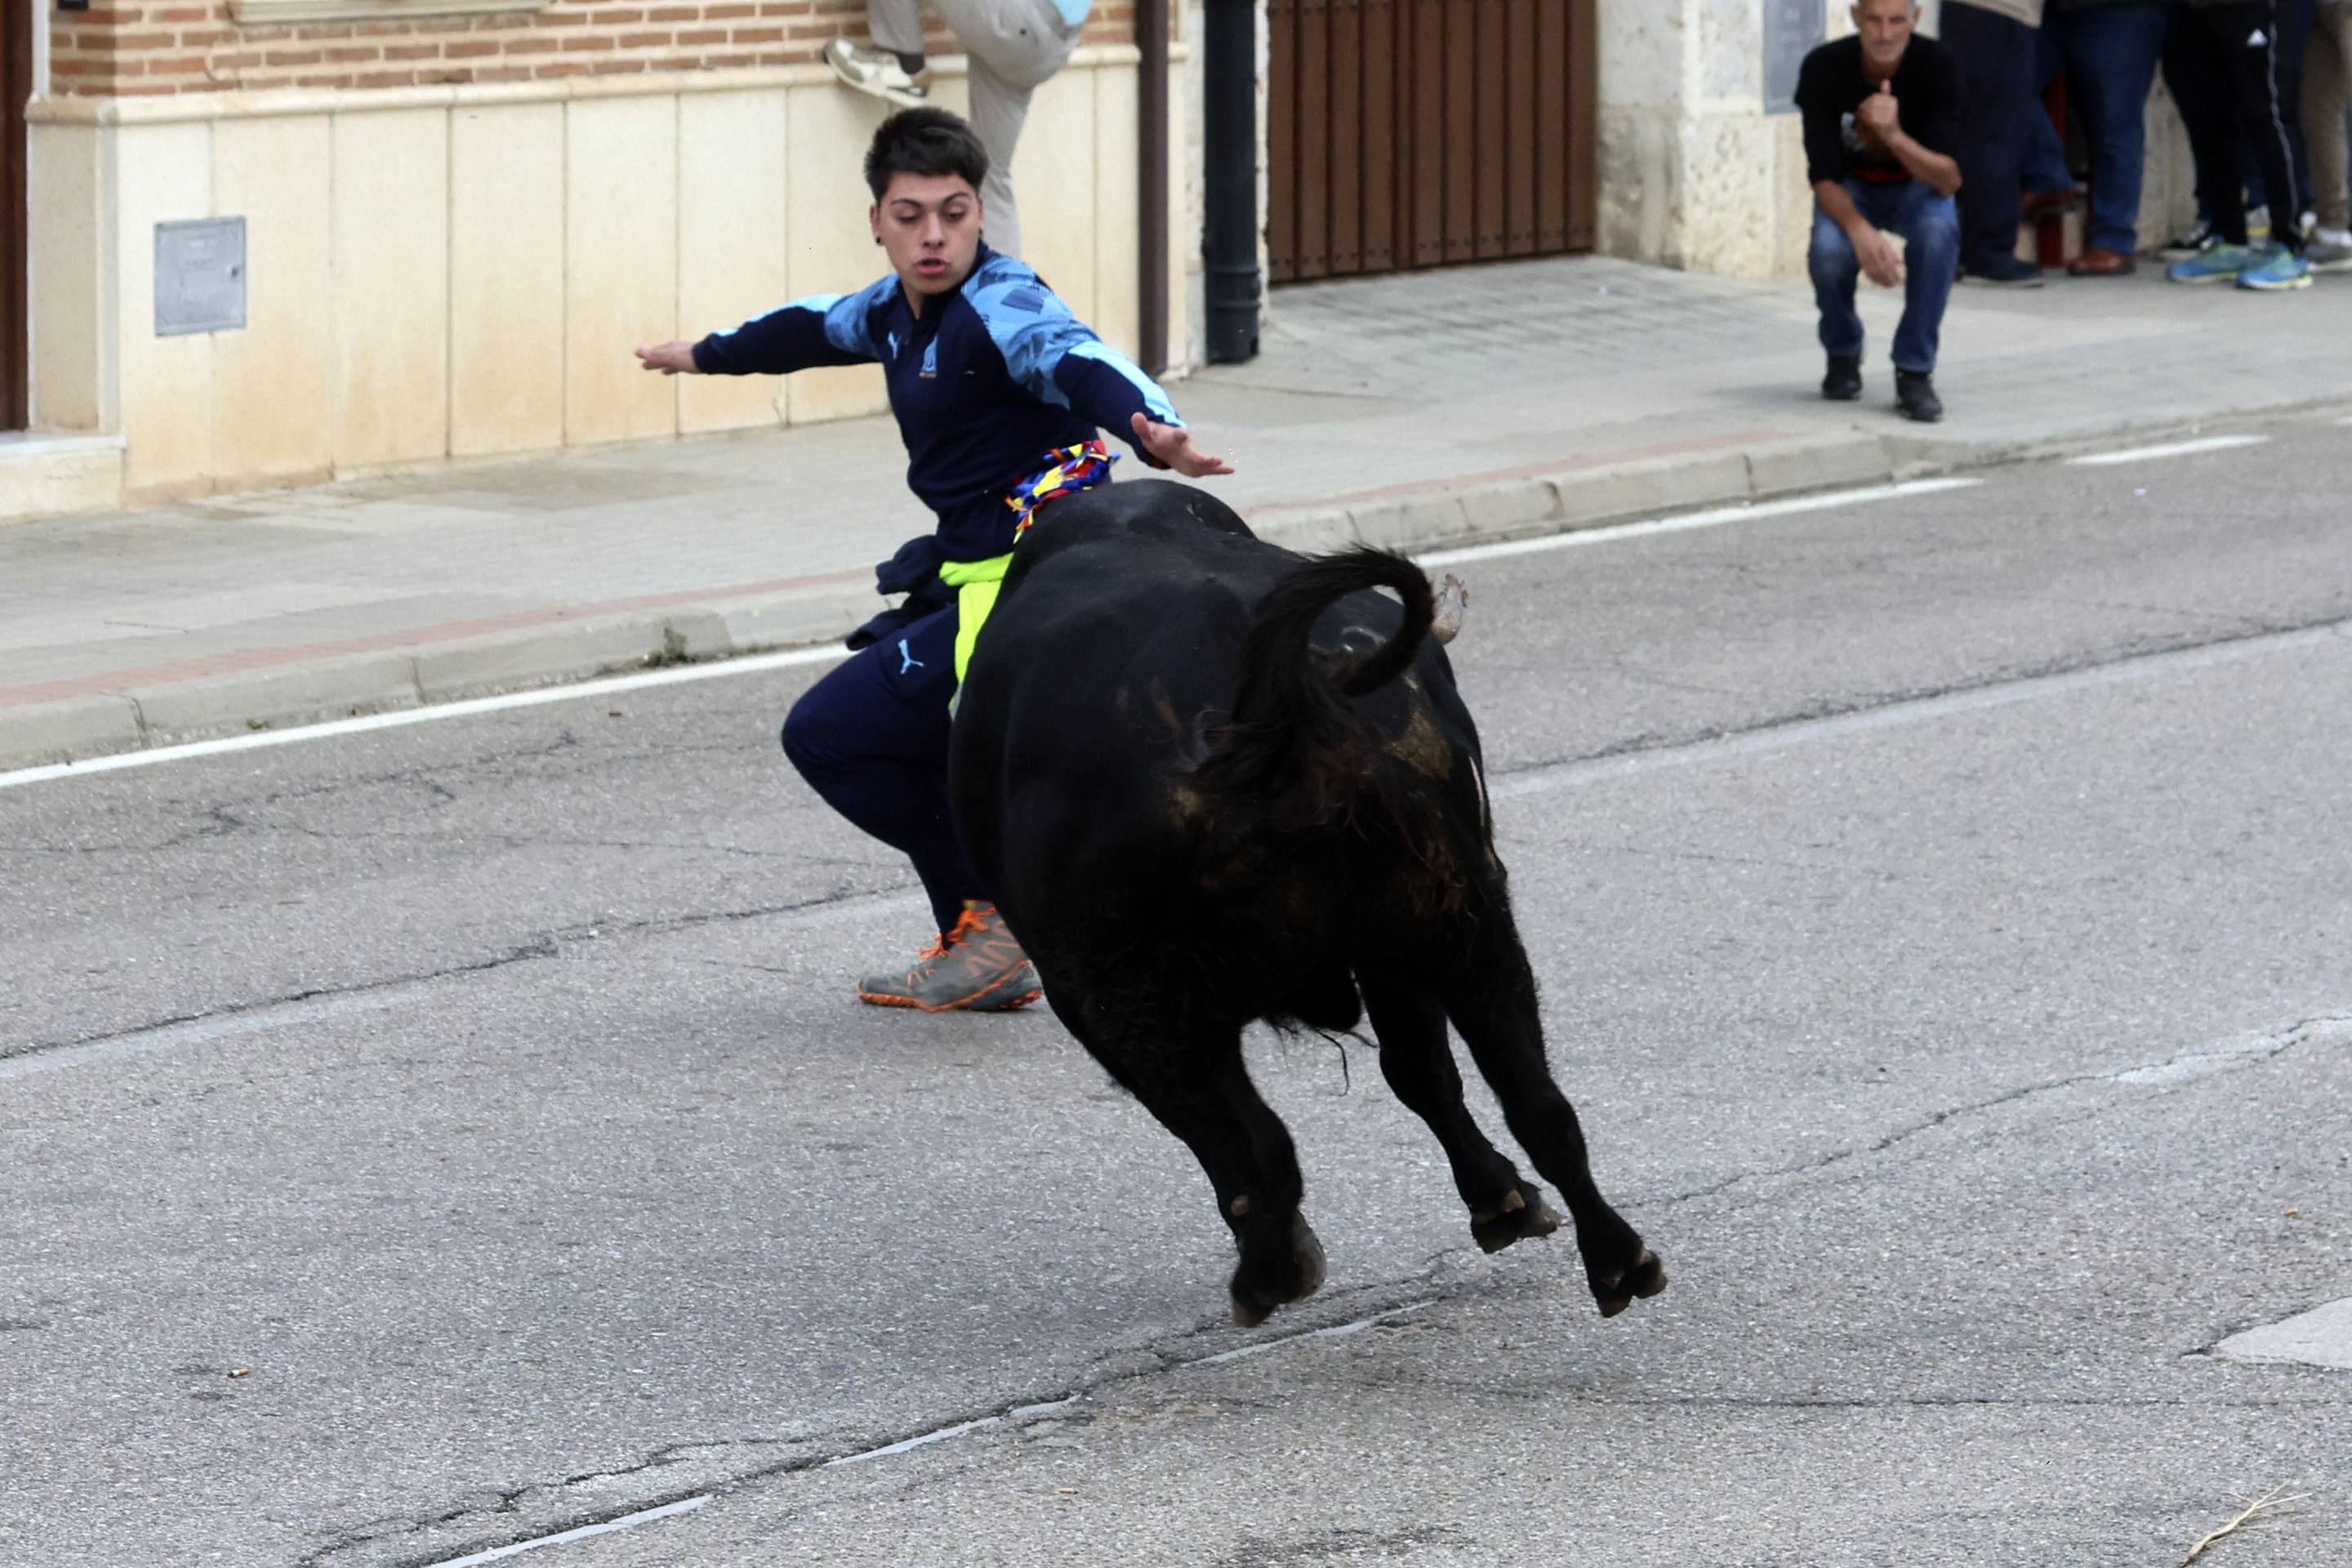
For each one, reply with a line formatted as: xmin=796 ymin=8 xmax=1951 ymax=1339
xmin=2167 ymin=243 xmax=2256 ymax=284
xmin=2235 ymin=244 xmax=2314 ymax=292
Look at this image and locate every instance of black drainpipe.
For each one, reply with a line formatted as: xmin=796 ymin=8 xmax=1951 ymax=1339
xmin=1138 ymin=0 xmax=1169 ymax=375
xmin=1202 ymin=0 xmax=1260 ymax=362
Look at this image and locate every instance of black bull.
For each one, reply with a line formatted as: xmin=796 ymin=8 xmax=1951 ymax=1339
xmin=949 ymin=479 xmax=1665 ymax=1326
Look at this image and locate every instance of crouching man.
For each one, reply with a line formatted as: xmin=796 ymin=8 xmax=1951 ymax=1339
xmin=1796 ymin=0 xmax=1966 ymax=422
xmin=635 ymin=108 xmax=1231 ymax=1013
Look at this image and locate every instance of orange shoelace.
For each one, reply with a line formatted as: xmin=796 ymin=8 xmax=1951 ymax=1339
xmin=913 ymin=905 xmax=993 ymax=962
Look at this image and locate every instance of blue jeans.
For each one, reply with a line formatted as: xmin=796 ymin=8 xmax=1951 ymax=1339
xmin=2055 ymin=1 xmax=2168 ymax=254
xmin=1810 ymin=177 xmax=1959 ymax=376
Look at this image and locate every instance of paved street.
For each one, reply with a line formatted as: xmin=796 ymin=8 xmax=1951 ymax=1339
xmin=4 ymin=413 xmax=2350 ymax=1566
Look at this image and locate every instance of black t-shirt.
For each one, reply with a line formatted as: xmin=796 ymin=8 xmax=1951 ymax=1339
xmin=1795 ymin=33 xmax=1963 ymax=188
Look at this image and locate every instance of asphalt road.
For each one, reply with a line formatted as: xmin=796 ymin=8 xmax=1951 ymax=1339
xmin=4 ymin=415 xmax=2349 ymax=1568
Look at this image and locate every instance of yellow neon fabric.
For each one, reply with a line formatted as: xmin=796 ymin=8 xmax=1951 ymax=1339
xmin=937 ymin=553 xmax=1015 ymax=684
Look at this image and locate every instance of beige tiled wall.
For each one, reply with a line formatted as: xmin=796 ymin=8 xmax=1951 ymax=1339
xmin=29 ymin=51 xmax=1173 ymax=504
xmin=112 ymin=122 xmax=216 ymax=499
xmin=212 ymin=116 xmax=336 ymax=488
xmin=678 ymin=91 xmax=792 ymax=437
xmin=27 ymin=124 xmax=110 ymax=437
xmin=566 ymin=96 xmax=684 ymax=448
xmin=333 ymin=109 xmax=452 ymax=470
xmin=781 ymin=80 xmax=896 ymax=428
xmin=450 ymin=103 xmax=568 ymax=460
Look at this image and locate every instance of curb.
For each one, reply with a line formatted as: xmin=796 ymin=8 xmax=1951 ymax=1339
xmin=4 ymin=404 xmax=2342 ymax=773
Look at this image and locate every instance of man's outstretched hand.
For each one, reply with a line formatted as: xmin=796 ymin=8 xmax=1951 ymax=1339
xmin=635 ymin=341 xmax=700 ymax=375
xmin=1133 ymin=412 xmax=1236 ymax=477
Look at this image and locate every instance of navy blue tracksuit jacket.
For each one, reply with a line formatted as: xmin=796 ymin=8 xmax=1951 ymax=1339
xmin=692 ymin=246 xmax=1183 ymax=564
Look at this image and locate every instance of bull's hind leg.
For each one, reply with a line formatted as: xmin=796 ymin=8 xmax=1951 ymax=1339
xmin=1047 ymin=992 xmax=1326 ymax=1327
xmin=1441 ymin=933 xmax=1667 ymax=1318
xmin=1358 ymin=977 xmax=1561 ymax=1254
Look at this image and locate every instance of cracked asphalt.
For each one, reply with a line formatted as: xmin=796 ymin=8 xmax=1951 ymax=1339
xmin=4 ymin=413 xmax=2350 ymax=1567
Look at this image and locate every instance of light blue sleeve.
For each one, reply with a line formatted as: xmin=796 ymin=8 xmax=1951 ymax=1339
xmin=965 ymin=255 xmax=1183 ymax=429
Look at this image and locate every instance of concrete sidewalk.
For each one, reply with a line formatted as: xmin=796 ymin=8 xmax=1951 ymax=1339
xmin=6 ymin=255 xmax=2350 ymax=770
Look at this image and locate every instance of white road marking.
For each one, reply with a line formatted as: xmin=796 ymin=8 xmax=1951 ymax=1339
xmin=416 ymin=1496 xmax=712 ymax=1568
xmin=3 ymin=478 xmax=1989 ymax=794
xmin=825 ymin=1396 xmax=1080 ymax=1468
xmin=1418 ymin=479 xmax=1982 ymax=568
xmin=0 ymin=646 xmax=849 ymax=795
xmin=2066 ymin=434 xmax=2270 ymax=466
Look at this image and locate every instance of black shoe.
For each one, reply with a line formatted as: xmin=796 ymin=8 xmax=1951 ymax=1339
xmin=1822 ymin=354 xmax=1863 ymax=402
xmin=1960 ymin=254 xmax=2045 ymax=287
xmin=1895 ymin=369 xmax=1943 ymax=423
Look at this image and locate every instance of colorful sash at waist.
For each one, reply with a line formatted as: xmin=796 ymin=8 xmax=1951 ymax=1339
xmin=940 ymin=440 xmax=1119 ymax=685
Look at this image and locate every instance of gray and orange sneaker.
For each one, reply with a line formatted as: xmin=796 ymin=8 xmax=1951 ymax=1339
xmin=858 ymin=901 xmax=1042 ymax=1013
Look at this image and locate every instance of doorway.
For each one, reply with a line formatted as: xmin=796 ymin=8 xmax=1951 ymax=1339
xmin=1266 ymin=0 xmax=1599 ymax=283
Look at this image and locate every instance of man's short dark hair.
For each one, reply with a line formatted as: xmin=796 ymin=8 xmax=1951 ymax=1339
xmin=864 ymin=109 xmax=991 ymax=201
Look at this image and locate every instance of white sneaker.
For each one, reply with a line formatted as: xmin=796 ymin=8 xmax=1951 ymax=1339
xmin=824 ymin=38 xmax=930 ymax=109
xmin=2309 ymin=229 xmax=2352 ymax=274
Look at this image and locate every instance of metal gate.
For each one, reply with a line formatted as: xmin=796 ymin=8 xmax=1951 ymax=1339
xmin=1266 ymin=0 xmax=1597 ymax=283
xmin=3 ymin=0 xmax=31 ymax=429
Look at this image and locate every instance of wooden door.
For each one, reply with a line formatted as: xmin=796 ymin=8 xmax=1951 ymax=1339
xmin=1267 ymin=0 xmax=1596 ymax=283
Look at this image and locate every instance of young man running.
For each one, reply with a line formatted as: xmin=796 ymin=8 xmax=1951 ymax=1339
xmin=635 ymin=108 xmax=1231 ymax=1013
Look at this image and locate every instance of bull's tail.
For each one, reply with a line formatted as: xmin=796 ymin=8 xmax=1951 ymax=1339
xmin=1193 ymin=548 xmax=1436 ymax=826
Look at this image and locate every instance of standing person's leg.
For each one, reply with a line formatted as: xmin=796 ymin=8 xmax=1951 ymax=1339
xmin=2163 ymin=0 xmax=2241 ymax=248
xmin=933 ymin=0 xmax=1080 ymax=261
xmin=2169 ymin=2 xmax=2259 ymax=262
xmin=1944 ymin=2 xmax=2042 ymax=280
xmin=2301 ymin=0 xmax=2352 ymax=261
xmin=866 ymin=0 xmax=929 ymax=65
xmin=2278 ymin=0 xmax=2319 ymax=222
xmin=2216 ymin=0 xmax=2316 ymax=283
xmin=2060 ymin=0 xmax=2170 ymax=269
xmin=2021 ymin=23 xmax=2078 ymax=203
xmin=1807 ymin=183 xmax=1868 ymax=400
xmin=962 ymin=56 xmax=1036 ymax=260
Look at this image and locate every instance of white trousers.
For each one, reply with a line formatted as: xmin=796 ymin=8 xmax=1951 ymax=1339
xmin=866 ymin=0 xmax=1080 ymax=259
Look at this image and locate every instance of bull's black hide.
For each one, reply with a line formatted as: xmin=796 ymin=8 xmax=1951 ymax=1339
xmin=950 ymin=479 xmax=1665 ymax=1326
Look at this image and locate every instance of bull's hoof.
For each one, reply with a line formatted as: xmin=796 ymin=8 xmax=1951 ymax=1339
xmin=1469 ymin=1187 xmax=1561 ymax=1254
xmin=1230 ymin=1214 xmax=1328 ymax=1327
xmin=1591 ymin=1247 xmax=1668 ymax=1318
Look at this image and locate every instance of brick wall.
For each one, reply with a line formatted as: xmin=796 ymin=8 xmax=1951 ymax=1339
xmin=49 ymin=0 xmax=1143 ymax=98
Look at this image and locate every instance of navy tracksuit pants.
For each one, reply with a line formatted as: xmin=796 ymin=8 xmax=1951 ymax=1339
xmin=2163 ymin=0 xmax=2311 ymax=250
xmin=781 ymin=604 xmax=983 ymax=939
